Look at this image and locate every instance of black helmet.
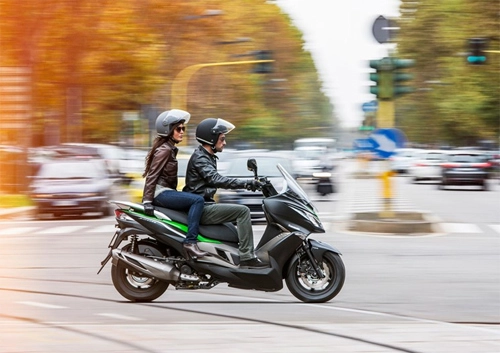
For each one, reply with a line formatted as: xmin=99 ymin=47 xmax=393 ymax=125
xmin=195 ymin=118 xmax=235 ymax=146
xmin=155 ymin=109 xmax=191 ymax=137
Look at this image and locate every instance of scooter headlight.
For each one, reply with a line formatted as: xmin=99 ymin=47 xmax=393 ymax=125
xmin=306 ymin=212 xmax=322 ymax=229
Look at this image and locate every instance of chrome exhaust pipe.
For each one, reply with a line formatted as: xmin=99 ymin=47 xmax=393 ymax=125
xmin=111 ymin=249 xmax=180 ymax=282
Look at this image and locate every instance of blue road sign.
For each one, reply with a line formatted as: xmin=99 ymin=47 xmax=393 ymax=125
xmin=368 ymin=128 xmax=407 ymax=158
xmin=362 ymin=100 xmax=378 ymax=112
xmin=353 ymin=138 xmax=375 ymax=151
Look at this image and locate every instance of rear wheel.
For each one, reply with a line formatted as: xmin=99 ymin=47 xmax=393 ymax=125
xmin=285 ymin=251 xmax=345 ymax=303
xmin=111 ymin=242 xmax=169 ymax=302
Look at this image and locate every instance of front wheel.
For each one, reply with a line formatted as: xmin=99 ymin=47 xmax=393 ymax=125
xmin=285 ymin=251 xmax=345 ymax=303
xmin=111 ymin=241 xmax=169 ymax=302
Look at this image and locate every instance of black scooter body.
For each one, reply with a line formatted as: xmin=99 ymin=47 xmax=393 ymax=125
xmin=101 ymin=161 xmax=345 ymax=303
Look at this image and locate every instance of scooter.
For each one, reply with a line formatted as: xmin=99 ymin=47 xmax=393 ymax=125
xmin=98 ymin=159 xmax=345 ymax=303
xmin=313 ymin=165 xmax=335 ymax=196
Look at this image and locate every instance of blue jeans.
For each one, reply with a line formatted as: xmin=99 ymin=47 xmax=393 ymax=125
xmin=154 ymin=190 xmax=204 ymax=244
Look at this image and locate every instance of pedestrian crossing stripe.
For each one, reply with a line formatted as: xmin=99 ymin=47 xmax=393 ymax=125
xmin=490 ymin=224 xmax=500 ymax=234
xmin=439 ymin=223 xmax=483 ymax=233
xmin=0 ymin=227 xmax=38 ymax=235
xmin=37 ymin=225 xmax=87 ymax=234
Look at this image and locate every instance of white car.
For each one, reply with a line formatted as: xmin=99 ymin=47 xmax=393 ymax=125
xmin=389 ymin=148 xmax=423 ymax=174
xmin=407 ymin=150 xmax=449 ymax=183
xmin=292 ymin=146 xmax=334 ymax=179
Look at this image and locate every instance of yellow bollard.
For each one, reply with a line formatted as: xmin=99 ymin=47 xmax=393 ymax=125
xmin=379 ymin=170 xmax=394 ymax=218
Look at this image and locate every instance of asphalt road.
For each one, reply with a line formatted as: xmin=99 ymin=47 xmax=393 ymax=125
xmin=0 ymin=159 xmax=499 ymax=352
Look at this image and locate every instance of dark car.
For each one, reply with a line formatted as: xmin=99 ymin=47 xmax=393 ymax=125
xmin=29 ymin=158 xmax=115 ymax=219
xmin=217 ymin=153 xmax=295 ymax=221
xmin=439 ymin=152 xmax=491 ymax=190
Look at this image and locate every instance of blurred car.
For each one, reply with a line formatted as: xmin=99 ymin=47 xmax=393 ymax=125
xmin=119 ymin=148 xmax=148 ymax=175
xmin=407 ymin=150 xmax=449 ymax=183
xmin=29 ymin=157 xmax=115 ymax=219
xmin=389 ymin=148 xmax=423 ymax=174
xmin=439 ymin=151 xmax=491 ymax=190
xmin=479 ymin=150 xmax=500 ymax=179
xmin=217 ymin=153 xmax=295 ymax=220
xmin=127 ymin=154 xmax=190 ymax=204
xmin=63 ymin=143 xmax=125 ymax=177
xmin=292 ymin=146 xmax=333 ymax=179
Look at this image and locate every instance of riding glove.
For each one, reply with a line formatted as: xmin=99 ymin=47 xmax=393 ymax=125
xmin=246 ymin=179 xmax=263 ymax=192
xmin=143 ymin=202 xmax=155 ymax=216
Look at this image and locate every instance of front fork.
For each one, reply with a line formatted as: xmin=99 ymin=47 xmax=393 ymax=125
xmin=300 ymin=238 xmax=343 ymax=279
xmin=302 ymin=241 xmax=326 ymax=279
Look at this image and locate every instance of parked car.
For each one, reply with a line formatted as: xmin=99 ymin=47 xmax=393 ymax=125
xmin=389 ymin=148 xmax=423 ymax=174
xmin=217 ymin=153 xmax=295 ymax=220
xmin=407 ymin=150 xmax=449 ymax=183
xmin=29 ymin=157 xmax=115 ymax=219
xmin=439 ymin=151 xmax=491 ymax=190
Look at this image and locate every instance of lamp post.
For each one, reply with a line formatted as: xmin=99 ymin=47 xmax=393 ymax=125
xmin=170 ymin=58 xmax=274 ymax=145
xmin=170 ymin=58 xmax=275 ymax=110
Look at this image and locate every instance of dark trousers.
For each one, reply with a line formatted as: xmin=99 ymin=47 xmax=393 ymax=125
xmin=154 ymin=190 xmax=205 ymax=244
xmin=200 ymin=203 xmax=255 ymax=261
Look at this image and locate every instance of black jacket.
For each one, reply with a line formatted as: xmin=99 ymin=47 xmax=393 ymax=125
xmin=183 ymin=145 xmax=245 ymax=201
xmin=142 ymin=140 xmax=178 ymax=203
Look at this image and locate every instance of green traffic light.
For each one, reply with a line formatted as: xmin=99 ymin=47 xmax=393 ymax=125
xmin=467 ymin=56 xmax=486 ymax=64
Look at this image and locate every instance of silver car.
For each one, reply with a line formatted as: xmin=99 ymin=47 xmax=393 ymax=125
xmin=217 ymin=153 xmax=295 ymax=221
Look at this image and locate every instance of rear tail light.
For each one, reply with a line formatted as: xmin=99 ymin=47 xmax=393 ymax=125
xmin=114 ymin=209 xmax=125 ymax=218
xmin=442 ymin=163 xmax=458 ymax=168
xmin=474 ymin=162 xmax=491 ymax=168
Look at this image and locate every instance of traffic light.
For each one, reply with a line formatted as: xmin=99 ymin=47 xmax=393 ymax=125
xmin=369 ymin=57 xmax=415 ymax=100
xmin=253 ymin=50 xmax=273 ymax=74
xmin=467 ymin=38 xmax=488 ymax=65
xmin=369 ymin=57 xmax=394 ymax=100
xmin=392 ymin=58 xmax=415 ymax=97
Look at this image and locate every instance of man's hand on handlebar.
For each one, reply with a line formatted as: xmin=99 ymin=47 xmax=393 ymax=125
xmin=245 ymin=179 xmax=264 ymax=192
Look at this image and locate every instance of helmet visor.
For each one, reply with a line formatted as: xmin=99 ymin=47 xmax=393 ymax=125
xmin=168 ymin=109 xmax=191 ymax=124
xmin=213 ymin=118 xmax=235 ymax=134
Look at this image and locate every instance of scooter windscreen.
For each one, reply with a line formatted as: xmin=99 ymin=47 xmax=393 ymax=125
xmin=277 ymin=164 xmax=318 ymax=212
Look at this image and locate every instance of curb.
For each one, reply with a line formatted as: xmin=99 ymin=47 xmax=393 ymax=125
xmin=0 ymin=206 xmax=34 ymax=220
xmin=348 ymin=211 xmax=438 ymax=234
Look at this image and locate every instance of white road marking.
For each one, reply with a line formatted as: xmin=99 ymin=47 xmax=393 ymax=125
xmin=489 ymin=224 xmax=500 ymax=234
xmin=88 ymin=224 xmax=116 ymax=233
xmin=0 ymin=227 xmax=38 ymax=235
xmin=440 ymin=223 xmax=482 ymax=233
xmin=97 ymin=313 xmax=143 ymax=321
xmin=17 ymin=301 xmax=67 ymax=309
xmin=36 ymin=226 xmax=87 ymax=235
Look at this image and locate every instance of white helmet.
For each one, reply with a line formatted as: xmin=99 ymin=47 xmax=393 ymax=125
xmin=155 ymin=109 xmax=191 ymax=137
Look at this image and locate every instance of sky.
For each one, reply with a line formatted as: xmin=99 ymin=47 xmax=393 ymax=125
xmin=274 ymin=0 xmax=400 ymax=128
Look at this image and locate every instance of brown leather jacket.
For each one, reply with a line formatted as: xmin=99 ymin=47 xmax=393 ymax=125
xmin=142 ymin=140 xmax=178 ymax=203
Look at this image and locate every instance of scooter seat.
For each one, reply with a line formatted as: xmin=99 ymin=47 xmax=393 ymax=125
xmin=154 ymin=206 xmax=239 ymax=243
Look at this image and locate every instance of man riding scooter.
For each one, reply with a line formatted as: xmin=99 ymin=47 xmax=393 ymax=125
xmin=183 ymin=118 xmax=267 ymax=268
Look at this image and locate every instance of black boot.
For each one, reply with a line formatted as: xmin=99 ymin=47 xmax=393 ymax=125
xmin=183 ymin=243 xmax=208 ymax=257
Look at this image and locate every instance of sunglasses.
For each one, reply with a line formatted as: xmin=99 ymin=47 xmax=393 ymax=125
xmin=175 ymin=126 xmax=186 ymax=133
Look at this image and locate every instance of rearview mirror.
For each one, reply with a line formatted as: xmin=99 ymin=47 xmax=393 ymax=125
xmin=247 ymin=159 xmax=258 ymax=179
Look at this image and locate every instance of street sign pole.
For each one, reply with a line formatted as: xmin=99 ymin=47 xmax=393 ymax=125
xmin=376 ymin=100 xmax=395 ymax=128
